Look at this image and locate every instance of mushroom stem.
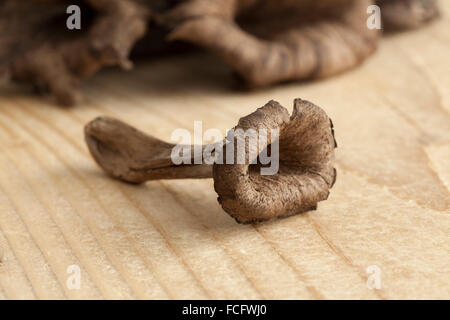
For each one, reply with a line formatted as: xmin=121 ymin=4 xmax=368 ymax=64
xmin=85 ymin=117 xmax=214 ymax=183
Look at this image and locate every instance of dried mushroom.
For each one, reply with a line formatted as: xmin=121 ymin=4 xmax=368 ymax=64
xmin=0 ymin=0 xmax=150 ymax=105
xmin=85 ymin=99 xmax=337 ymax=224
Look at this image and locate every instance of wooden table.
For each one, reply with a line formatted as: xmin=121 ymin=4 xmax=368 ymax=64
xmin=0 ymin=2 xmax=449 ymax=300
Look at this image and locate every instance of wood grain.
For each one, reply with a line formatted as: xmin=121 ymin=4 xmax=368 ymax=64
xmin=0 ymin=1 xmax=449 ymax=299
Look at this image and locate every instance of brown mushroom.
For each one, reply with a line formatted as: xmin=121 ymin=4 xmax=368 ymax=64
xmin=164 ymin=0 xmax=441 ymax=87
xmin=85 ymin=99 xmax=337 ymax=223
xmin=163 ymin=0 xmax=381 ymax=88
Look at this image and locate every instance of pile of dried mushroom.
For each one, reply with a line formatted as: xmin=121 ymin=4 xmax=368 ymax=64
xmin=0 ymin=0 xmax=439 ymax=105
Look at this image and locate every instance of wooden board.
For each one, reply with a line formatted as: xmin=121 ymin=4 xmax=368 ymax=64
xmin=0 ymin=2 xmax=449 ymax=300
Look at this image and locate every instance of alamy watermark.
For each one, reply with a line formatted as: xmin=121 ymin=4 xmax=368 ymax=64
xmin=66 ymin=5 xmax=81 ymax=30
xmin=170 ymin=121 xmax=280 ymax=175
xmin=66 ymin=4 xmax=382 ymax=31
xmin=367 ymin=5 xmax=382 ymax=30
xmin=366 ymin=265 xmax=382 ymax=290
xmin=66 ymin=264 xmax=81 ymax=290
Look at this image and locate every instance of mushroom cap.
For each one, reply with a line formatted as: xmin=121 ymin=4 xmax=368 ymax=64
xmin=213 ymin=99 xmax=337 ymax=224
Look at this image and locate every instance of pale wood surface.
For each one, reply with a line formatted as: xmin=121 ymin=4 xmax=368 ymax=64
xmin=0 ymin=2 xmax=449 ymax=300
